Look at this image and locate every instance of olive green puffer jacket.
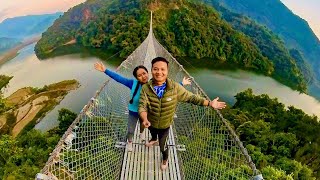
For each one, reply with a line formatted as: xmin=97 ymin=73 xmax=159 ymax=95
xmin=138 ymin=78 xmax=206 ymax=129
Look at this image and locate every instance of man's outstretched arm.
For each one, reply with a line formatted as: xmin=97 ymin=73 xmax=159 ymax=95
xmin=177 ymin=84 xmax=226 ymax=110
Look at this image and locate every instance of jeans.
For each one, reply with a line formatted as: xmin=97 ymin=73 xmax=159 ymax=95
xmin=127 ymin=111 xmax=144 ymax=142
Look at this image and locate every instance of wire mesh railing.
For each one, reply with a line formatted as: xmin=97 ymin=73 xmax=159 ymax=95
xmin=36 ymin=11 xmax=262 ymax=180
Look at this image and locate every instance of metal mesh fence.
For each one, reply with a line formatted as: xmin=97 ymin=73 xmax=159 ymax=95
xmin=37 ymin=12 xmax=260 ymax=180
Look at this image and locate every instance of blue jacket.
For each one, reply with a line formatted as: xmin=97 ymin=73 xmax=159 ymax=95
xmin=104 ymin=69 xmax=141 ymax=113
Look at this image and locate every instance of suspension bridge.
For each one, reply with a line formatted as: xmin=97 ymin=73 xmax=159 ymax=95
xmin=36 ymin=12 xmax=263 ymax=180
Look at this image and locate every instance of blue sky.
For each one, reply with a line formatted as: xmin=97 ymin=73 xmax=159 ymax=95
xmin=0 ymin=0 xmax=319 ymax=39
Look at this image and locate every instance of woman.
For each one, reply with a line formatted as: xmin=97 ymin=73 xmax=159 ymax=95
xmin=94 ymin=62 xmax=191 ymax=152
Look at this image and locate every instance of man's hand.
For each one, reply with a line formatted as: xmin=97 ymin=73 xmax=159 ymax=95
xmin=210 ymin=97 xmax=226 ymax=110
xmin=182 ymin=77 xmax=191 ymax=86
xmin=142 ymin=120 xmax=151 ymax=128
xmin=94 ymin=62 xmax=106 ymax=72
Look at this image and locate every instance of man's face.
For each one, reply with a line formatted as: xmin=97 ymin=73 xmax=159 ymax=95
xmin=151 ymin=61 xmax=168 ymax=83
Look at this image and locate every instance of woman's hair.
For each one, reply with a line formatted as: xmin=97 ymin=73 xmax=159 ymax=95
xmin=133 ymin=65 xmax=148 ymax=78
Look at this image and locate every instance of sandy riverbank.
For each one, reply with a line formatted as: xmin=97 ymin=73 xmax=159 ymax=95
xmin=0 ymin=80 xmax=79 ymax=137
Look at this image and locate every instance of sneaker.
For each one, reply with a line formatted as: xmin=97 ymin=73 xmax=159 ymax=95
xmin=160 ymin=160 xmax=168 ymax=171
xmin=139 ymin=133 xmax=145 ymax=141
xmin=145 ymin=140 xmax=158 ymax=147
xmin=127 ymin=142 xmax=133 ymax=152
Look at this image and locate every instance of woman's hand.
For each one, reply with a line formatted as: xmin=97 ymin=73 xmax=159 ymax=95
xmin=94 ymin=62 xmax=106 ymax=72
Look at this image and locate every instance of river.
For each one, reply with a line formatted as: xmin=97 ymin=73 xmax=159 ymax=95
xmin=0 ymin=43 xmax=319 ymax=132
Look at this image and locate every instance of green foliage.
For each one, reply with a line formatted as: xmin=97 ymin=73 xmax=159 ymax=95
xmin=153 ymin=2 xmax=273 ymax=76
xmin=218 ymin=3 xmax=313 ymax=92
xmin=57 ymin=108 xmax=77 ymax=135
xmin=34 ymin=1 xmax=105 ymax=58
xmin=223 ymin=89 xmax=320 ymax=178
xmin=210 ymin=0 xmax=320 ymax=84
xmin=35 ymin=0 xmax=307 ymax=92
xmin=3 ymin=113 xmax=16 ymax=134
xmin=31 ymin=85 xmax=49 ymax=94
xmin=202 ymin=1 xmax=308 ymax=92
xmin=289 ymin=49 xmax=314 ymax=84
xmin=275 ymin=158 xmax=316 ymax=180
xmin=177 ymin=123 xmax=253 ymax=179
xmin=0 ymin=103 xmax=4 ymax=114
xmin=246 ymin=145 xmax=273 ymax=168
xmin=0 ymin=75 xmax=13 ymax=91
xmin=0 ymin=108 xmax=77 ymax=179
xmin=31 ymin=80 xmax=78 ymax=94
xmin=271 ymin=133 xmax=299 ymax=159
xmin=0 ymin=75 xmax=13 ymax=114
xmin=237 ymin=120 xmax=271 ymax=150
xmin=261 ymin=166 xmax=293 ymax=180
xmin=35 ymin=0 xmax=149 ymax=59
xmin=0 ymin=131 xmax=60 ymax=179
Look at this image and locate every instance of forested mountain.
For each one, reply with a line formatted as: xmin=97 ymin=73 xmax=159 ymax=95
xmin=35 ymin=0 xmax=307 ymax=92
xmin=208 ymin=0 xmax=320 ymax=98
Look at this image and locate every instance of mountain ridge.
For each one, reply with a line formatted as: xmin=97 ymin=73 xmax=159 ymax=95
xmin=35 ymin=0 xmax=307 ymax=92
xmin=0 ymin=12 xmax=63 ymax=39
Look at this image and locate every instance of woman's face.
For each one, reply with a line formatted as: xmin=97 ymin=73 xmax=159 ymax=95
xmin=136 ymin=68 xmax=149 ymax=84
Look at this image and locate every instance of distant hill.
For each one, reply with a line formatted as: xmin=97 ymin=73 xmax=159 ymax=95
xmin=0 ymin=37 xmax=21 ymax=53
xmin=207 ymin=0 xmax=320 ymax=97
xmin=0 ymin=12 xmax=63 ymax=39
xmin=200 ymin=0 xmax=313 ymax=88
xmin=210 ymin=0 xmax=320 ymax=62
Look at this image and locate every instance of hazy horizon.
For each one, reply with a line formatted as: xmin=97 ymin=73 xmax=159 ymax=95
xmin=0 ymin=0 xmax=85 ymax=22
xmin=0 ymin=0 xmax=319 ymax=39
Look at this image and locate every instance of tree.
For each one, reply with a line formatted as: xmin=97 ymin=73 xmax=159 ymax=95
xmin=58 ymin=108 xmax=77 ymax=135
xmin=261 ymin=166 xmax=293 ymax=180
xmin=229 ymin=89 xmax=319 ymax=178
xmin=271 ymin=133 xmax=298 ymax=159
xmin=275 ymin=158 xmax=315 ymax=180
xmin=236 ymin=120 xmax=271 ymax=150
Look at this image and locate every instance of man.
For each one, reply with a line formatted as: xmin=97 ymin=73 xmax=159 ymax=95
xmin=139 ymin=57 xmax=226 ymax=170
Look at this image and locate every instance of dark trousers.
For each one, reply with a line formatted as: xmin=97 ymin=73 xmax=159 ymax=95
xmin=148 ymin=126 xmax=170 ymax=161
